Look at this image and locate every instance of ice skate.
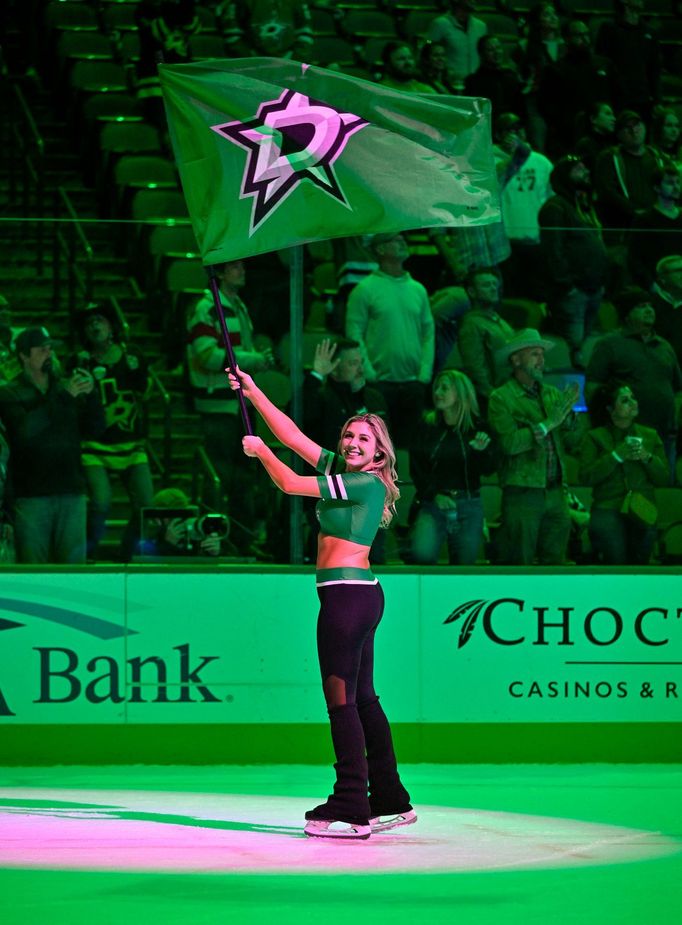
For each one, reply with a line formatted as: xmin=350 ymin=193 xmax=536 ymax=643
xmin=304 ymin=818 xmax=371 ymax=840
xmin=369 ymin=809 xmax=418 ymax=833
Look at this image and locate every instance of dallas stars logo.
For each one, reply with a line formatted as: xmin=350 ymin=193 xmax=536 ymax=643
xmin=211 ymin=89 xmax=368 ymax=235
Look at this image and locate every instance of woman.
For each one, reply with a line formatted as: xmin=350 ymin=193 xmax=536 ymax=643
xmin=71 ymin=303 xmax=154 ymax=561
xmin=650 ymin=106 xmax=681 ymax=168
xmin=418 ymin=40 xmax=458 ymax=95
xmin=409 ymin=370 xmax=496 ymax=565
xmin=227 ymin=366 xmax=414 ymax=840
xmin=579 ymin=382 xmax=668 ymax=564
xmin=574 ymin=101 xmax=616 ymax=175
xmin=513 ymin=2 xmax=564 ymax=152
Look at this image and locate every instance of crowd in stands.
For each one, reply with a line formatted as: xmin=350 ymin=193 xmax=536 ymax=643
xmin=1 ymin=0 xmax=681 ymax=567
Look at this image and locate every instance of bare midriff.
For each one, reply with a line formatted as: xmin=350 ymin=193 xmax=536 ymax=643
xmin=317 ymin=533 xmax=371 ymax=570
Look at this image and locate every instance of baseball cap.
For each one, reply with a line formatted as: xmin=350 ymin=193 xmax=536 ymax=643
xmin=15 ymin=326 xmax=62 ymax=356
xmin=370 ymin=232 xmax=404 ymax=251
xmin=615 ymin=110 xmax=642 ymax=133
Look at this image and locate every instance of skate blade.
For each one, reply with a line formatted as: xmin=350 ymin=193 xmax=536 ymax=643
xmin=369 ymin=809 xmax=418 ymax=833
xmin=304 ymin=819 xmax=371 ymax=840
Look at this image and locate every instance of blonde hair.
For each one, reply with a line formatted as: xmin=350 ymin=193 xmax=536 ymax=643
xmin=425 ymin=369 xmax=479 ymax=431
xmin=338 ymin=413 xmax=400 ymax=527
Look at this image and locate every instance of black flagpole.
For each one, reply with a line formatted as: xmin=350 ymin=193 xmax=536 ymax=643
xmin=205 ymin=264 xmax=253 ymax=435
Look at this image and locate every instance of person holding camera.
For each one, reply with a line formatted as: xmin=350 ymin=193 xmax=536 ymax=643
xmin=0 ymin=326 xmax=104 ymax=564
xmin=227 ymin=365 xmax=414 ymax=841
xmin=579 ymin=381 xmax=668 ymax=565
xmin=137 ymin=488 xmax=232 ymax=558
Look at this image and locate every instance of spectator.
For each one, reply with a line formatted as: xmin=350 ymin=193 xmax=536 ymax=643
xmin=595 ymin=0 xmax=660 ymax=117
xmin=628 ymin=165 xmax=682 ymax=290
xmin=346 ymin=233 xmax=434 ymax=448
xmin=650 ymin=106 xmax=681 ymax=168
xmin=488 ymin=329 xmax=579 ymax=565
xmin=71 ymin=303 xmax=154 ymax=562
xmin=303 ymin=338 xmax=389 ymax=452
xmin=222 ymin=0 xmax=313 ymax=59
xmin=457 ymin=267 xmax=515 ymax=408
xmin=0 ymin=327 xmax=103 ymax=564
xmin=137 ymin=488 xmax=230 ymax=558
xmin=378 ymin=42 xmax=435 ymax=95
xmin=463 ymin=36 xmax=524 ymax=121
xmin=186 ymin=259 xmax=274 ymax=555
xmin=574 ymin=101 xmax=616 ymax=175
xmin=418 ymin=40 xmax=459 ymax=95
xmin=408 ymin=369 xmax=496 ymax=565
xmin=512 ymin=2 xmax=564 ymax=153
xmin=493 ymin=112 xmax=553 ymax=298
xmin=538 ymin=20 xmax=615 ymax=157
xmin=538 ymin=156 xmax=608 ymax=365
xmin=579 ymin=381 xmax=668 ymax=564
xmin=303 ymin=337 xmax=389 ymax=564
xmin=651 ymin=255 xmax=682 ymax=365
xmin=595 ymin=109 xmax=666 ymax=229
xmin=586 ymin=287 xmax=682 ymax=473
xmin=427 ymin=0 xmax=487 ymax=91
xmin=429 ymin=285 xmax=471 ymax=374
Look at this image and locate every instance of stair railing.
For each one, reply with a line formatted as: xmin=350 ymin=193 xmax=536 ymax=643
xmin=9 ymin=84 xmax=46 ymax=275
xmin=192 ymin=446 xmax=223 ymax=513
xmin=52 ymin=186 xmax=93 ymax=315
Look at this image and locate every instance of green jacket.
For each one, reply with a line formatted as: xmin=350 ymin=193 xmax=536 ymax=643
xmin=488 ymin=377 xmax=577 ymax=488
xmin=578 ymin=422 xmax=668 ymax=509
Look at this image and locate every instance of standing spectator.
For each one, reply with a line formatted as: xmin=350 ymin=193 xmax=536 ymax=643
xmin=345 ymin=233 xmax=434 ymax=447
xmin=488 ymin=329 xmax=579 ymax=565
xmin=652 ymin=255 xmax=682 ymax=366
xmin=418 ymin=40 xmax=459 ymax=95
xmin=586 ymin=287 xmax=682 ymax=473
xmin=513 ymin=2 xmax=564 ymax=153
xmin=463 ymin=36 xmax=524 ymax=121
xmin=71 ymin=303 xmax=154 ymax=562
xmin=493 ymin=113 xmax=553 ymax=298
xmin=187 ymin=259 xmax=274 ymax=554
xmin=408 ymin=369 xmax=496 ymax=565
xmin=595 ymin=110 xmax=666 ymax=229
xmin=595 ymin=0 xmax=660 ymax=118
xmin=579 ymin=381 xmax=668 ymax=564
xmin=378 ymin=42 xmax=436 ymax=95
xmin=628 ymin=165 xmax=682 ymax=290
xmin=574 ymin=101 xmax=616 ymax=175
xmin=427 ymin=0 xmax=487 ymax=91
xmin=222 ymin=0 xmax=313 ymax=59
xmin=538 ymin=20 xmax=615 ymax=157
xmin=539 ymin=156 xmax=608 ymax=365
xmin=457 ymin=267 xmax=515 ymax=408
xmin=0 ymin=327 xmax=103 ymax=564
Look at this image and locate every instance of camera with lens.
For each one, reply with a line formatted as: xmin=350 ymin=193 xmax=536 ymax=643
xmin=177 ymin=513 xmax=230 ymax=543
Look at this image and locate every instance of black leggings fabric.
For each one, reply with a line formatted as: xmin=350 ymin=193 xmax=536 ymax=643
xmin=316 ymin=582 xmax=384 ymax=705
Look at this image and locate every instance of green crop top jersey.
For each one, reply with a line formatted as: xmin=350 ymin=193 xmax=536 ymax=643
xmin=314 ymin=449 xmax=386 ymax=586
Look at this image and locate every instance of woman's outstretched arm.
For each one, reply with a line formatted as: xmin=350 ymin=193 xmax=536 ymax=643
xmin=227 ymin=366 xmax=323 ymax=468
xmin=242 ymin=435 xmax=322 ymax=497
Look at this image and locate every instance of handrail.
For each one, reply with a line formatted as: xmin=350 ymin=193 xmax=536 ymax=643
xmin=147 ymin=367 xmax=172 ymax=481
xmin=9 ymin=84 xmax=46 ymax=274
xmin=52 ymin=186 xmax=94 ymax=315
xmin=192 ymin=445 xmax=223 ymax=512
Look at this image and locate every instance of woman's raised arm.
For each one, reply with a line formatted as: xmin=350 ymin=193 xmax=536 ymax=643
xmin=227 ymin=366 xmax=323 ymax=468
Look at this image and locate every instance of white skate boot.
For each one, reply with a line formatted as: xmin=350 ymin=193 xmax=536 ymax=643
xmin=304 ymin=819 xmax=371 ymax=840
xmin=369 ymin=809 xmax=418 ymax=833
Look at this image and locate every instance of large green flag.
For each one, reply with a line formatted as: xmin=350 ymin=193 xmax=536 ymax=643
xmin=159 ymin=57 xmax=499 ymax=264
